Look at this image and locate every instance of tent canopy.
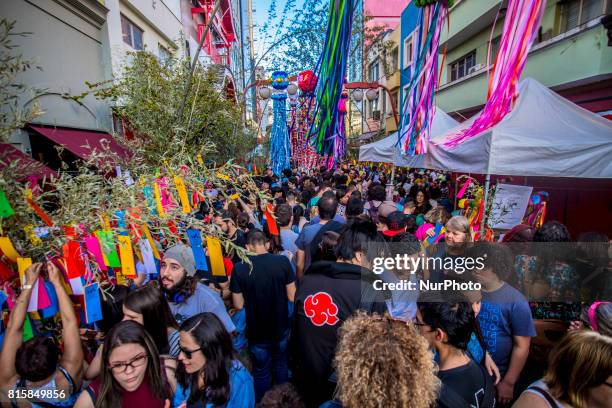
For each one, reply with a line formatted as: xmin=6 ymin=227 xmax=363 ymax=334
xmin=395 ymin=78 xmax=612 ymax=178
xmin=358 ymin=109 xmax=458 ymax=163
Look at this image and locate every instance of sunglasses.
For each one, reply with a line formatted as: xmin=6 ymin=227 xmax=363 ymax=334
xmin=108 ymin=353 xmax=148 ymax=374
xmin=179 ymin=345 xmax=202 ymax=359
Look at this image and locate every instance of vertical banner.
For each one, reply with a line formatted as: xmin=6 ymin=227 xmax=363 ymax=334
xmin=84 ymin=283 xmax=103 ymax=323
xmin=173 ymin=176 xmax=192 ymax=214
xmin=206 ymin=236 xmax=225 ymax=277
xmin=117 ymin=235 xmax=136 ymax=277
xmin=62 ymin=241 xmax=86 ymax=279
xmin=187 ymin=229 xmax=208 ymax=271
xmin=0 ymin=237 xmax=20 ymax=262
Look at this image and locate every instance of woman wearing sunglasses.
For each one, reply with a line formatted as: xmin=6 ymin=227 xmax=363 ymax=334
xmin=75 ymin=320 xmax=177 ymax=408
xmin=174 ymin=312 xmax=255 ymax=408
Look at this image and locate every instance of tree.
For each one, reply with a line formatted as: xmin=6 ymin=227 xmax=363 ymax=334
xmin=258 ymin=0 xmax=388 ymax=76
xmin=87 ymin=48 xmax=255 ymax=169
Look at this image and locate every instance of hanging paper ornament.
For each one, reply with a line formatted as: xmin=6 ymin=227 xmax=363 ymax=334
xmin=399 ymin=1 xmax=449 ymax=155
xmin=328 ymin=91 xmax=348 ymax=170
xmin=271 ymin=70 xmax=290 ymax=90
xmin=269 ymin=71 xmax=292 ymax=177
xmin=443 ymin=0 xmax=546 ymax=147
xmin=298 ymin=70 xmax=317 ymax=93
xmin=310 ymin=0 xmax=356 ymax=157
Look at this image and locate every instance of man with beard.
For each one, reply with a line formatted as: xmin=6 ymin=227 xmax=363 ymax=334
xmin=159 ymin=244 xmax=235 ymax=332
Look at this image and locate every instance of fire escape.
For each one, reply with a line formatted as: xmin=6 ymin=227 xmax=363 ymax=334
xmin=190 ymin=0 xmax=236 ymax=66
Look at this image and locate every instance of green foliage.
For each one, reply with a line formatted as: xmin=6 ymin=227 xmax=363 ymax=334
xmin=0 ymin=19 xmax=43 ymax=143
xmin=89 ymin=49 xmax=254 ymax=168
xmin=258 ymin=0 xmax=390 ymax=77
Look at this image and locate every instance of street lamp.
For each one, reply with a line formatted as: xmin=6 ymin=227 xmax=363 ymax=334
xmin=351 ymin=89 xmax=364 ymax=102
xmin=258 ymin=86 xmax=271 ymax=100
xmin=365 ymin=88 xmax=379 ymax=101
xmin=286 ymin=83 xmax=298 ymax=96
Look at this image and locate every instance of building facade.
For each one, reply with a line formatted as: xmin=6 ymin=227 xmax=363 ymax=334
xmin=436 ymin=0 xmax=612 ymax=119
xmin=399 ymin=2 xmax=419 ymax=116
xmin=1 ymin=0 xmax=112 ymax=158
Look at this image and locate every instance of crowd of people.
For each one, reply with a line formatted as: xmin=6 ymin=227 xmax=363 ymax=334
xmin=0 ymin=164 xmax=610 ymax=408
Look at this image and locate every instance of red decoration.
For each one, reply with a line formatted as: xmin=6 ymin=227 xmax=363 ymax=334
xmin=298 ymin=70 xmax=317 ymax=93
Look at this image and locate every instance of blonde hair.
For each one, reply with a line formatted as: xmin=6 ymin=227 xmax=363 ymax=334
xmin=544 ymin=330 xmax=612 ymax=408
xmin=425 ymin=206 xmax=450 ymax=225
xmin=445 ymin=215 xmax=472 ymax=242
xmin=335 ymin=313 xmax=439 ymax=408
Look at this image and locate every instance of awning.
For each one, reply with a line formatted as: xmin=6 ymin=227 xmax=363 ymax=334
xmin=0 ymin=143 xmax=58 ymax=180
xmin=28 ymin=125 xmax=130 ymax=163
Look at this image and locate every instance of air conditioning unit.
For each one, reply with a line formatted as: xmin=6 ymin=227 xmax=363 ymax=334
xmin=468 ymin=64 xmax=482 ymax=75
xmin=468 ymin=64 xmax=483 ymax=74
xmin=372 ymin=110 xmax=381 ymax=120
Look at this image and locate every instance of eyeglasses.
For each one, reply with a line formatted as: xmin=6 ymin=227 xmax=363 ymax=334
xmin=179 ymin=345 xmax=202 ymax=359
xmin=108 ymin=353 xmax=148 ymax=374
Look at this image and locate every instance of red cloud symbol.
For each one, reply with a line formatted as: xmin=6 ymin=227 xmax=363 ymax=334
xmin=304 ymin=292 xmax=339 ymax=326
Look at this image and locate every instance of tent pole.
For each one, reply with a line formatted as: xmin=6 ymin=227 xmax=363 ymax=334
xmin=479 ymin=173 xmax=491 ymax=240
xmin=387 ymin=149 xmax=397 ymax=200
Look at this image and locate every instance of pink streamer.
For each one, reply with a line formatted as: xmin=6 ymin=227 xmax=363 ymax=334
xmin=443 ymin=0 xmax=546 ymax=148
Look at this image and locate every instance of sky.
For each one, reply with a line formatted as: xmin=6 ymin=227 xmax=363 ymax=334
xmin=252 ymin=0 xmax=306 ymax=63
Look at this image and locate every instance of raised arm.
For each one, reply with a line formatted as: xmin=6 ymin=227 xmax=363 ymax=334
xmin=0 ymin=263 xmax=42 ymax=386
xmin=47 ymin=261 xmax=84 ymax=384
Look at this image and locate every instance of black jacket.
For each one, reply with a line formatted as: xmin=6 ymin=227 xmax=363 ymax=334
xmin=291 ymin=261 xmax=389 ymax=402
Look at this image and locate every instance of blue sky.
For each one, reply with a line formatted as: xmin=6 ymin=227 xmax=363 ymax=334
xmin=252 ymin=0 xmax=305 ymax=61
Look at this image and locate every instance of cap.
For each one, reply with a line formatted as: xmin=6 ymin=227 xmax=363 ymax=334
xmin=163 ymin=244 xmax=196 ymax=276
xmin=378 ymin=200 xmax=398 ymax=219
xmin=385 ymin=211 xmax=407 ymax=231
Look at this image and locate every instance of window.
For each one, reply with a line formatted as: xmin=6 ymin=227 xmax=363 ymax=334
xmin=368 ymin=61 xmax=380 ymax=82
xmin=389 ymin=47 xmax=399 ymax=72
xmin=121 ymin=14 xmax=143 ymax=50
xmin=391 ymin=90 xmax=399 ymax=114
xmin=449 ymin=51 xmax=476 ymax=82
xmin=158 ymin=44 xmax=171 ymax=63
xmin=403 ymin=34 xmax=414 ymax=69
xmin=563 ymin=0 xmax=606 ymax=32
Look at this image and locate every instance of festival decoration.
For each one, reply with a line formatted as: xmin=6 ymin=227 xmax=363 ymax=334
xmin=269 ymin=70 xmax=292 ymax=177
xmin=291 ymin=70 xmax=319 ymax=169
xmin=443 ymin=0 xmax=546 ymax=147
xmin=328 ymin=91 xmax=348 ymax=169
xmin=297 ymin=70 xmax=317 ymax=93
xmin=399 ymin=1 xmax=449 ymax=155
xmin=523 ymin=191 xmax=549 ymax=228
xmin=310 ymin=0 xmax=355 ymax=157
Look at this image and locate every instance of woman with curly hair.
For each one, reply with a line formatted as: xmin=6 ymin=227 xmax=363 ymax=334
xmin=321 ymin=312 xmax=439 ymax=408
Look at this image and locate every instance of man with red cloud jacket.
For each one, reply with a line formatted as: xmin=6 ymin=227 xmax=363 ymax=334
xmin=290 ymin=217 xmax=389 ymax=407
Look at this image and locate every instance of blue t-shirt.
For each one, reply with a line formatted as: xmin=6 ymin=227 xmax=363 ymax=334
xmin=169 ymin=282 xmax=236 ymax=333
xmin=308 ymin=214 xmax=346 ymax=226
xmin=295 ymin=223 xmax=324 ymax=272
xmin=478 ymin=283 xmax=536 ymax=375
xmin=173 ymin=360 xmax=255 ymax=408
xmin=280 ymin=229 xmax=298 ymax=254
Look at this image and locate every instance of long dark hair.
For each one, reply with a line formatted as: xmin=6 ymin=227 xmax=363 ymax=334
xmin=177 ymin=313 xmax=238 ymax=406
xmin=97 ymin=320 xmax=169 ymax=408
xmin=124 ymin=283 xmax=178 ymax=354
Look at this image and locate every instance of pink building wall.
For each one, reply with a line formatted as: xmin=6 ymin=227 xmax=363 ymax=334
xmin=364 ymin=0 xmax=409 ymax=30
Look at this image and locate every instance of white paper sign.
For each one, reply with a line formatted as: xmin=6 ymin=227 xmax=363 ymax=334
xmin=487 ymin=184 xmax=533 ymax=230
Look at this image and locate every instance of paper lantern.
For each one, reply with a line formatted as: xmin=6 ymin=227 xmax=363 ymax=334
xmin=297 ymin=70 xmax=317 ymax=93
xmin=287 ymin=83 xmax=298 ymax=96
xmin=352 ymin=89 xmax=364 ymax=102
xmin=258 ymin=86 xmax=271 ymax=100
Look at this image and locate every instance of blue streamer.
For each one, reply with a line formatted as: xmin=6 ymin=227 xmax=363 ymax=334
xmin=269 ymin=93 xmax=291 ymax=176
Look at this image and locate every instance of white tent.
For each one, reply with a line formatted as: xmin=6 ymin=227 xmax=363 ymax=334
xmin=394 ymin=78 xmax=612 ymax=178
xmin=358 ymin=108 xmax=458 ymax=163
